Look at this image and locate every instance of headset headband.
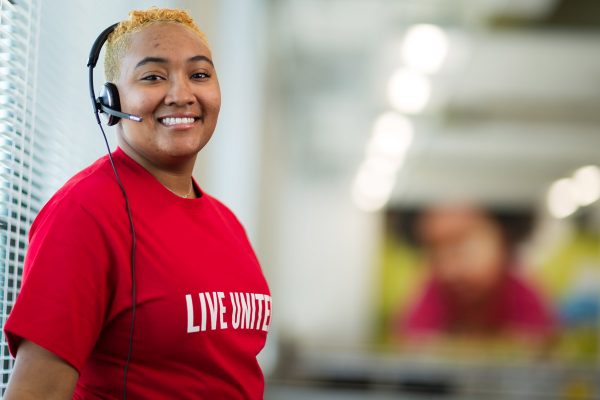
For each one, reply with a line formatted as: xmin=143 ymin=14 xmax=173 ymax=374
xmin=87 ymin=22 xmax=142 ymax=125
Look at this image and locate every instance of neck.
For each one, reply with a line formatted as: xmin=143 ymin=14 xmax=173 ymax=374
xmin=117 ymin=142 xmax=198 ymax=199
xmin=152 ymin=168 xmax=196 ymax=198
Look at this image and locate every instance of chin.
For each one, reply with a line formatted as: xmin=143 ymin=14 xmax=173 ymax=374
xmin=163 ymin=138 xmax=210 ymax=157
xmin=161 ymin=148 xmax=199 ymax=160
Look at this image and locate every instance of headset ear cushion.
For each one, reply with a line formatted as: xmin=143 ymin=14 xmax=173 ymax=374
xmin=99 ymin=82 xmax=122 ymax=126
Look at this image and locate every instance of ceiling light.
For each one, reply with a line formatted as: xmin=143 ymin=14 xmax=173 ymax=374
xmin=387 ymin=68 xmax=431 ymax=114
xmin=402 ymin=24 xmax=449 ymax=74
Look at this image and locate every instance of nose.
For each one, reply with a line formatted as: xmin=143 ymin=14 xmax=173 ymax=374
xmin=164 ymin=75 xmax=195 ymax=106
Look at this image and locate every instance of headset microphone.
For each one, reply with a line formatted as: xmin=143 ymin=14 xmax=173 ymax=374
xmin=98 ymin=102 xmax=143 ymax=123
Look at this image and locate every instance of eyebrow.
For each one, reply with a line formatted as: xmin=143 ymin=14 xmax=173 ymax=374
xmin=134 ymin=55 xmax=214 ymax=69
xmin=189 ymin=55 xmax=214 ymax=66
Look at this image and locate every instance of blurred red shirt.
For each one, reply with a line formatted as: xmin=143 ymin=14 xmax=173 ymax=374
xmin=401 ymin=272 xmax=555 ymax=339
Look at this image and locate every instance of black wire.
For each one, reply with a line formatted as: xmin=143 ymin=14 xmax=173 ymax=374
xmin=95 ymin=120 xmax=137 ymax=400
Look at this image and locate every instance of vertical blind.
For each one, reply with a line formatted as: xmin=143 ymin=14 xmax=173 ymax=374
xmin=0 ymin=0 xmax=42 ymax=392
xmin=0 ymin=0 xmax=125 ymax=391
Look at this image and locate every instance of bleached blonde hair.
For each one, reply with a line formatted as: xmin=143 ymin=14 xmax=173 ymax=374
xmin=104 ymin=7 xmax=209 ymax=82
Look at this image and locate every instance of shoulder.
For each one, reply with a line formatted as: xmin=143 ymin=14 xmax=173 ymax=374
xmin=504 ymin=273 xmax=546 ymax=305
xmin=503 ymin=273 xmax=555 ymax=326
xmin=203 ymin=193 xmax=238 ymax=221
xmin=31 ymin=155 xmax=124 ymax=235
xmin=201 ymin=193 xmax=252 ymax=239
xmin=402 ymin=278 xmax=447 ymax=334
xmin=54 ymin=155 xmax=124 ymax=206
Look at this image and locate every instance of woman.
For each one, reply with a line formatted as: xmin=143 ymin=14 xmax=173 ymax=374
xmin=398 ymin=205 xmax=554 ymax=343
xmin=4 ymin=8 xmax=271 ymax=399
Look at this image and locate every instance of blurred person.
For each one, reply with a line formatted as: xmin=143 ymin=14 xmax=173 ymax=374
xmin=397 ymin=205 xmax=555 ymax=344
xmin=3 ymin=7 xmax=271 ymax=399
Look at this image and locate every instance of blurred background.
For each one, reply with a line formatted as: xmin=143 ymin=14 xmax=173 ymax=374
xmin=1 ymin=0 xmax=599 ymax=398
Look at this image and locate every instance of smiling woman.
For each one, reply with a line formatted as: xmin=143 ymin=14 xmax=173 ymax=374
xmin=3 ymin=7 xmax=270 ymax=400
xmin=114 ymin=21 xmax=221 ymax=190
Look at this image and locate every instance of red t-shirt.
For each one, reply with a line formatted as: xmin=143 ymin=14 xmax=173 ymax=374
xmin=4 ymin=148 xmax=271 ymax=399
xmin=401 ymin=273 xmax=554 ymax=338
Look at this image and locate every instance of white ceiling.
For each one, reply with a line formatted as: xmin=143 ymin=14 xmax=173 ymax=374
xmin=271 ymin=0 xmax=600 ymax=209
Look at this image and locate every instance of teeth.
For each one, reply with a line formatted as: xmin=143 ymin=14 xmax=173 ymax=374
xmin=161 ymin=117 xmax=195 ymax=126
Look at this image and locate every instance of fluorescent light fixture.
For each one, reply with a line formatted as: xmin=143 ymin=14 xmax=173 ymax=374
xmin=387 ymin=68 xmax=431 ymax=114
xmin=368 ymin=112 xmax=414 ymax=160
xmin=571 ymin=165 xmax=600 ymax=206
xmin=547 ymin=178 xmax=578 ymax=219
xmin=352 ymin=163 xmax=395 ymax=212
xmin=402 ymin=24 xmax=449 ymax=74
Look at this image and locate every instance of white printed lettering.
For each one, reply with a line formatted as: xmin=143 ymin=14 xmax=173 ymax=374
xmin=262 ymin=295 xmax=271 ymax=331
xmin=186 ymin=294 xmax=200 ymax=333
xmin=240 ymin=293 xmax=251 ymax=329
xmin=255 ymin=294 xmax=264 ymax=330
xmin=230 ymin=292 xmax=240 ymax=329
xmin=205 ymin=292 xmax=219 ymax=330
xmin=250 ymin=293 xmax=256 ymax=329
xmin=199 ymin=292 xmax=207 ymax=331
xmin=185 ymin=291 xmax=271 ymax=334
xmin=218 ymin=291 xmax=228 ymax=329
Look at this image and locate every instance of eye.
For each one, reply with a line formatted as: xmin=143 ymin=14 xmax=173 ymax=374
xmin=141 ymin=74 xmax=165 ymax=81
xmin=191 ymin=72 xmax=210 ymax=80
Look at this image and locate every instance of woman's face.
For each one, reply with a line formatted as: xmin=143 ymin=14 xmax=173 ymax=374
xmin=115 ymin=22 xmax=221 ymax=170
xmin=419 ymin=208 xmax=507 ymax=305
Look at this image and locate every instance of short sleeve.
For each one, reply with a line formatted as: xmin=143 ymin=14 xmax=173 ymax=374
xmin=3 ymin=197 xmax=112 ymax=373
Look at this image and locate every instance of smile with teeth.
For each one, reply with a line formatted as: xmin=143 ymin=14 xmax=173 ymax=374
xmin=159 ymin=117 xmax=197 ymax=126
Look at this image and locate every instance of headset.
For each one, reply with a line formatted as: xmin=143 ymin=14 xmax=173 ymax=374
xmin=87 ymin=22 xmax=139 ymax=400
xmin=87 ymin=23 xmax=142 ymax=126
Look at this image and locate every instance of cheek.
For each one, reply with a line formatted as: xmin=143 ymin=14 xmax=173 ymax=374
xmin=118 ymin=85 xmax=158 ymax=116
xmin=128 ymin=93 xmax=157 ymax=116
xmin=207 ymin=95 xmax=221 ymax=115
xmin=203 ymin=84 xmax=221 ymax=113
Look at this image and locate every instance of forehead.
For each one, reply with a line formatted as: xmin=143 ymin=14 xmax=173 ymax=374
xmin=125 ymin=22 xmax=211 ymax=58
xmin=419 ymin=209 xmax=486 ymax=241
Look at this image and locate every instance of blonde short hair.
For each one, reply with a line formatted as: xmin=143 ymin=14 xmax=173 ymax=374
xmin=104 ymin=7 xmax=209 ymax=82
